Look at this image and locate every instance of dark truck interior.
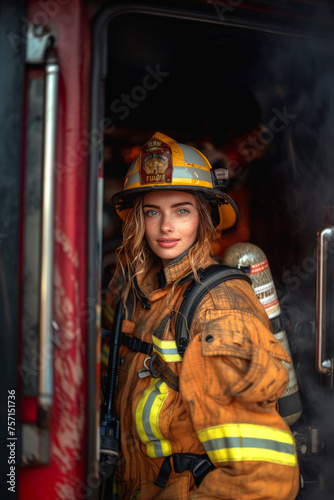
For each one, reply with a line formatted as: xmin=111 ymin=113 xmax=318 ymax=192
xmin=97 ymin=4 xmax=334 ymax=497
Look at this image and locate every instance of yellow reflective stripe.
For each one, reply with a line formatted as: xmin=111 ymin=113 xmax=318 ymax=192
xmin=135 ymin=377 xmax=172 ymax=458
xmin=152 ymin=336 xmax=182 ymax=363
xmin=203 ymin=446 xmax=297 ymax=466
xmin=112 ymin=478 xmax=122 ymax=498
xmin=103 ymin=305 xmax=114 ymax=325
xmin=198 ymin=423 xmax=295 ymax=443
xmin=197 ymin=424 xmax=297 ymax=467
xmin=101 ymin=343 xmax=110 ymax=365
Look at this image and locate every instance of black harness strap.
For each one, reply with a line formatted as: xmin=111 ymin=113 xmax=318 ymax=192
xmin=120 ymin=336 xmax=180 ymax=391
xmin=154 ymin=453 xmax=215 ymax=488
xmin=121 ymin=265 xmax=250 ymax=392
xmin=154 ymin=311 xmax=176 ymax=339
xmin=121 ymin=334 xmax=153 ymax=355
xmin=175 ymin=264 xmax=251 ymax=356
xmin=115 ymin=266 xmax=249 ymax=491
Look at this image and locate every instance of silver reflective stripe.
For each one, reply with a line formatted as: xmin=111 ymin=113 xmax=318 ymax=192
xmin=126 ymin=164 xmax=211 ymax=188
xmin=153 ymin=344 xmax=179 ymax=356
xmin=173 ymin=165 xmax=211 ymax=182
xmin=197 ymin=424 xmax=297 ymax=466
xmin=203 ymin=436 xmax=295 ymax=455
xmin=127 ymin=158 xmax=138 ymax=174
xmin=127 ymin=169 xmax=140 ymax=185
xmin=151 ymin=336 xmax=182 ymax=362
xmin=177 ymin=143 xmax=207 ymax=168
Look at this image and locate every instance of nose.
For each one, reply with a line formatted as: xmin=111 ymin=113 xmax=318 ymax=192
xmin=160 ymin=214 xmax=174 ymax=233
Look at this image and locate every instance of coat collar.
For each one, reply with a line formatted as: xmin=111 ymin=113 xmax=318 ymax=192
xmin=136 ymin=247 xmax=213 ymax=300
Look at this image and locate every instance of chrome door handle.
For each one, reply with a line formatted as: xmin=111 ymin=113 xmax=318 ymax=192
xmin=316 ymin=227 xmax=334 ymax=375
xmin=38 ymin=48 xmax=59 ymax=427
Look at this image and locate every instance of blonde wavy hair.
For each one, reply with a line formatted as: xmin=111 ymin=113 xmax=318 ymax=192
xmin=110 ymin=192 xmax=218 ymax=315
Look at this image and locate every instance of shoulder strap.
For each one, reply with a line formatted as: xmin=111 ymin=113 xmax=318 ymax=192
xmin=175 ymin=264 xmax=251 ymax=356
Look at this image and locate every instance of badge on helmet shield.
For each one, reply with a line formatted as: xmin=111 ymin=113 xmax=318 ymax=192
xmin=140 ymin=136 xmax=173 ymax=185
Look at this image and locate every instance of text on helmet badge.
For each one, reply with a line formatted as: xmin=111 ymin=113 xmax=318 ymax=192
xmin=140 ymin=136 xmax=173 ymax=185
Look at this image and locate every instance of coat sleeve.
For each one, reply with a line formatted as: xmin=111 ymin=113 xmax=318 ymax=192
xmin=179 ymin=307 xmax=300 ymax=500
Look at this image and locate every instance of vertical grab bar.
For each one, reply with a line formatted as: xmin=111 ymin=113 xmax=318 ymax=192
xmin=38 ymin=48 xmax=59 ymax=428
xmin=316 ymin=227 xmax=334 ymax=375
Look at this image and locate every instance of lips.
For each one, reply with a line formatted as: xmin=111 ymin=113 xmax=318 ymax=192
xmin=157 ymin=239 xmax=179 ymax=248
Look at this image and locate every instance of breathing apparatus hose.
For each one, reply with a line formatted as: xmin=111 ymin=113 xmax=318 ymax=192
xmin=99 ymin=299 xmax=123 ymax=500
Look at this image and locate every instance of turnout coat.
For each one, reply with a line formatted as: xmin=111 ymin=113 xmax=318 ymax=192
xmin=108 ymin=250 xmax=299 ymax=499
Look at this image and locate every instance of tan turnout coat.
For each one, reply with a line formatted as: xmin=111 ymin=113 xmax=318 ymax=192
xmin=106 ymin=250 xmax=299 ymax=499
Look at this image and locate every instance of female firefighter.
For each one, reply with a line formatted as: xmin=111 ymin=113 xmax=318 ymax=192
xmin=106 ymin=132 xmax=299 ymax=499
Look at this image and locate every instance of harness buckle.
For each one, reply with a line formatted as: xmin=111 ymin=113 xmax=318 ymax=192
xmin=149 ymin=354 xmax=164 ymax=378
xmin=155 ymin=453 xmax=214 ymax=489
xmin=137 ymin=356 xmax=152 ymax=379
xmin=192 ymin=456 xmax=214 ymax=484
xmin=130 ymin=337 xmax=141 ymax=351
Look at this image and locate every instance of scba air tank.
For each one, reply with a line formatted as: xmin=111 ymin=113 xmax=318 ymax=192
xmin=223 ymin=242 xmax=302 ymax=426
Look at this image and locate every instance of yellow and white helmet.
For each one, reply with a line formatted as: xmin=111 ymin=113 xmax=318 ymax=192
xmin=111 ymin=132 xmax=238 ymax=232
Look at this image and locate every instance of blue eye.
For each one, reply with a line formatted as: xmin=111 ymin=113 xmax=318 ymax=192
xmin=145 ymin=210 xmax=158 ymax=216
xmin=178 ymin=208 xmax=189 ymax=214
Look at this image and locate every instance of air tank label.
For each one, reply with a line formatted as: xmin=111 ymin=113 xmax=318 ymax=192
xmin=249 ymin=259 xmax=269 ymax=274
xmin=253 ymin=281 xmax=281 ymax=319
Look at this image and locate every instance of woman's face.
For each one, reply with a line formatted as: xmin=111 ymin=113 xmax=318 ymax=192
xmin=143 ymin=190 xmax=200 ymax=267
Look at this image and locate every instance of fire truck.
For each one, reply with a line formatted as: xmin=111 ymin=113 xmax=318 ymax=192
xmin=1 ymin=0 xmax=334 ymax=498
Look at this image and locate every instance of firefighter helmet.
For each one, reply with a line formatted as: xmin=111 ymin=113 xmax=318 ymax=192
xmin=111 ymin=132 xmax=238 ymax=232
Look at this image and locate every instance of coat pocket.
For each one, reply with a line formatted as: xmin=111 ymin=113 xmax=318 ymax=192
xmin=201 ymin=309 xmax=253 ymax=359
xmin=201 ymin=309 xmax=289 ymax=404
